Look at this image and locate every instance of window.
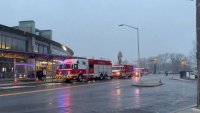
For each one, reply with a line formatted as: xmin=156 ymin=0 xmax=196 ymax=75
xmin=12 ymin=38 xmax=18 ymax=50
xmin=39 ymin=45 xmax=43 ymax=53
xmin=1 ymin=36 xmax=5 ymax=49
xmin=44 ymin=46 xmax=48 ymax=54
xmin=90 ymin=64 xmax=94 ymax=68
xmin=18 ymin=40 xmax=26 ymax=51
xmin=6 ymin=37 xmax=12 ymax=50
xmin=73 ymin=64 xmax=78 ymax=69
xmin=35 ymin=44 xmax=38 ymax=53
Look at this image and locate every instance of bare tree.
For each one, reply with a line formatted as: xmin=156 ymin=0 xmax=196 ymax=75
xmin=190 ymin=41 xmax=197 ymax=70
xmin=138 ymin=53 xmax=192 ymax=74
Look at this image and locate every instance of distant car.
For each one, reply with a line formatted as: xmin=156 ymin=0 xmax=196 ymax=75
xmin=190 ymin=72 xmax=197 ymax=79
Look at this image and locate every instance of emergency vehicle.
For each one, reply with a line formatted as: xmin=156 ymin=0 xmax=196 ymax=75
xmin=112 ymin=64 xmax=133 ymax=78
xmin=55 ymin=58 xmax=112 ymax=82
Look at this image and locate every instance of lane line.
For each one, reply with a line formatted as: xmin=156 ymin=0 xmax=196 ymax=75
xmin=0 ymin=80 xmax=128 ymax=97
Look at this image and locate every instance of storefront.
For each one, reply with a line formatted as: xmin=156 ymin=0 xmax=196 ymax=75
xmin=0 ymin=50 xmax=75 ymax=82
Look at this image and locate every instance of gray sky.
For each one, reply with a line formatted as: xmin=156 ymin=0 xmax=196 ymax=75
xmin=0 ymin=0 xmax=196 ymax=63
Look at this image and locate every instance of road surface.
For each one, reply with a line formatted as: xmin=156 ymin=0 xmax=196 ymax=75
xmin=0 ymin=74 xmax=196 ymax=113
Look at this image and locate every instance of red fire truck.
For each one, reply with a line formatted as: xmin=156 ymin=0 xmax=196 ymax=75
xmin=112 ymin=64 xmax=133 ymax=78
xmin=55 ymin=58 xmax=112 ymax=82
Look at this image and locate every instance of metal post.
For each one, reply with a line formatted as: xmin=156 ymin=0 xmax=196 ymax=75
xmin=51 ymin=58 xmax=53 ymax=82
xmin=118 ymin=24 xmax=141 ymax=79
xmin=35 ymin=57 xmax=37 ymax=80
xmin=13 ymin=54 xmax=16 ymax=83
xmin=197 ymin=0 xmax=200 ymax=108
xmin=46 ymin=58 xmax=48 ymax=82
xmin=137 ymin=28 xmax=141 ymax=79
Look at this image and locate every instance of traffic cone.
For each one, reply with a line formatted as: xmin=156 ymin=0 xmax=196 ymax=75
xmin=13 ymin=78 xmax=18 ymax=85
xmin=35 ymin=78 xmax=39 ymax=83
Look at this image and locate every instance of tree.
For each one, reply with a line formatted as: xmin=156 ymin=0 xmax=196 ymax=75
xmin=139 ymin=53 xmax=192 ymax=73
xmin=190 ymin=41 xmax=197 ymax=70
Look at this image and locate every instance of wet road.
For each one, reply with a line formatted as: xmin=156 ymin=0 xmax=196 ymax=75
xmin=0 ymin=74 xmax=197 ymax=113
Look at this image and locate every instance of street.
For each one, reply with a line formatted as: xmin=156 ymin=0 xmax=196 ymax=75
xmin=0 ymin=74 xmax=197 ymax=113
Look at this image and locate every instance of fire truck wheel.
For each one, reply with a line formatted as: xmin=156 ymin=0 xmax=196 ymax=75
xmin=128 ymin=74 xmax=132 ymax=79
xmin=100 ymin=74 xmax=104 ymax=80
xmin=77 ymin=74 xmax=83 ymax=82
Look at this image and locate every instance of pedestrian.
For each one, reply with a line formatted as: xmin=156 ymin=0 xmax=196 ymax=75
xmin=36 ymin=70 xmax=43 ymax=81
xmin=42 ymin=68 xmax=47 ymax=81
xmin=165 ymin=71 xmax=168 ymax=76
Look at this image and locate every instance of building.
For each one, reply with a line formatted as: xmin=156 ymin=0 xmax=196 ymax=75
xmin=0 ymin=20 xmax=74 ymax=80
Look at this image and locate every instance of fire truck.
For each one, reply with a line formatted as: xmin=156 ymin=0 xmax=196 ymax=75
xmin=112 ymin=64 xmax=133 ymax=78
xmin=55 ymin=58 xmax=112 ymax=82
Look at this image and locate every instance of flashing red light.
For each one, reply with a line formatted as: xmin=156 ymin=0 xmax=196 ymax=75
xmin=68 ymin=70 xmax=71 ymax=74
xmin=56 ymin=70 xmax=62 ymax=74
xmin=64 ymin=59 xmax=72 ymax=64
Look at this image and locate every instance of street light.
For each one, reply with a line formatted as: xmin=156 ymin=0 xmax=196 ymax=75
xmin=180 ymin=60 xmax=187 ymax=71
xmin=118 ymin=24 xmax=141 ymax=79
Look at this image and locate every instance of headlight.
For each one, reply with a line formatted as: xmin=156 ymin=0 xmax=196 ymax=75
xmin=117 ymin=72 xmax=120 ymax=75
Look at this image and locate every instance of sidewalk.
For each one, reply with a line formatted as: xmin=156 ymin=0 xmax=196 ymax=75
xmin=174 ymin=106 xmax=200 ymax=113
xmin=169 ymin=76 xmax=196 ymax=81
xmin=0 ymin=78 xmax=59 ymax=87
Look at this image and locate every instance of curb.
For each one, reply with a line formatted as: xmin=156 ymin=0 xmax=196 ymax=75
xmin=169 ymin=77 xmax=195 ymax=81
xmin=0 ymin=81 xmax=58 ymax=87
xmin=131 ymin=82 xmax=163 ymax=87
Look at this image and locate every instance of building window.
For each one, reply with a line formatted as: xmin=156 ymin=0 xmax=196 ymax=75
xmin=35 ymin=43 xmax=49 ymax=54
xmin=12 ymin=38 xmax=18 ymax=50
xmin=0 ymin=34 xmax=27 ymax=52
xmin=44 ymin=46 xmax=48 ymax=54
xmin=18 ymin=40 xmax=26 ymax=51
xmin=39 ymin=45 xmax=43 ymax=53
xmin=35 ymin=44 xmax=38 ymax=53
xmin=1 ymin=36 xmax=5 ymax=49
xmin=6 ymin=37 xmax=12 ymax=50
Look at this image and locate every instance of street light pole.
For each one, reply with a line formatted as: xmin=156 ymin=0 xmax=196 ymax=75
xmin=196 ymin=0 xmax=200 ymax=108
xmin=118 ymin=24 xmax=141 ymax=79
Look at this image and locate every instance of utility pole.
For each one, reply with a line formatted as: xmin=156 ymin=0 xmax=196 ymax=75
xmin=197 ymin=0 xmax=200 ymax=108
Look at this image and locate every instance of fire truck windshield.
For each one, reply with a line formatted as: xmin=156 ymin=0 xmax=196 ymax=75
xmin=112 ymin=67 xmax=123 ymax=70
xmin=59 ymin=64 xmax=71 ymax=69
xmin=59 ymin=64 xmax=78 ymax=69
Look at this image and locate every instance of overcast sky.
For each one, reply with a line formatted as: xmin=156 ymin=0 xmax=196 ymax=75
xmin=0 ymin=0 xmax=196 ymax=63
